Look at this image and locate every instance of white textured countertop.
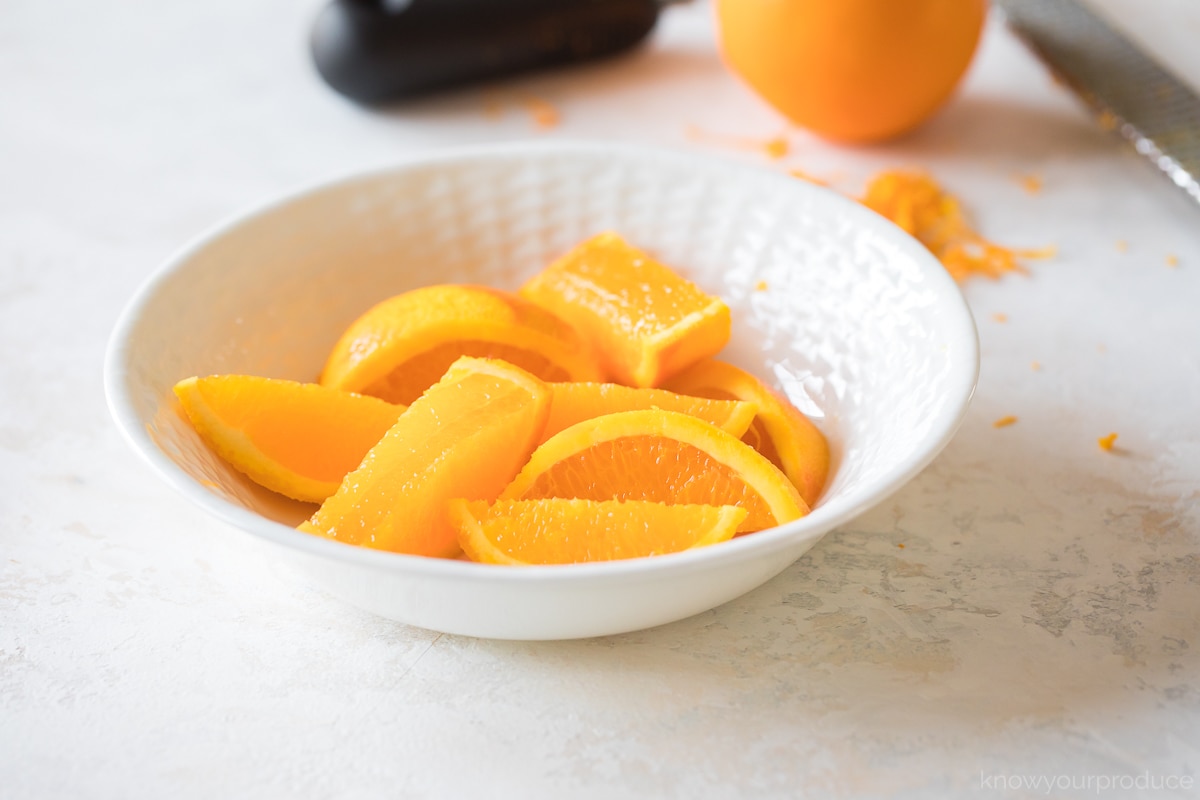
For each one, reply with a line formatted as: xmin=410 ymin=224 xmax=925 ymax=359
xmin=3 ymin=1 xmax=1198 ymax=798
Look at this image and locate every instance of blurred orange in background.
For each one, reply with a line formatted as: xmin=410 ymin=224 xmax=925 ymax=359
xmin=715 ymin=0 xmax=987 ymax=144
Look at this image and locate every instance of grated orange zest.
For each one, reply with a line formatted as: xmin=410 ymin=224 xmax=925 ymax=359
xmin=762 ymin=136 xmax=790 ymax=159
xmin=993 ymin=415 xmax=1017 ymax=429
xmin=789 ymin=168 xmax=830 ymax=186
xmin=524 ymin=97 xmax=560 ymax=129
xmin=685 ymin=126 xmax=791 ymax=160
xmin=860 ymin=171 xmax=1055 ymax=283
xmin=1015 ymin=173 xmax=1043 ymax=194
xmin=1098 ymin=432 xmax=1118 ymax=451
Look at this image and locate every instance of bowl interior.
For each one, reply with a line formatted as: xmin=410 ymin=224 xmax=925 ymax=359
xmin=110 ymin=144 xmax=976 ymax=556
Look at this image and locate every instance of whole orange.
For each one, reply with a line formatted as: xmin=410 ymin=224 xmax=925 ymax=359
xmin=715 ymin=0 xmax=987 ymax=144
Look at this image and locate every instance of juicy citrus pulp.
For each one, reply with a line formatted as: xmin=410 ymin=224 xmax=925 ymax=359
xmin=319 ymin=284 xmax=601 ymax=405
xmin=520 ymin=233 xmax=730 ymax=388
xmin=173 ymin=375 xmax=405 ymax=503
xmin=542 ymin=381 xmax=757 ymax=443
xmin=499 ymin=408 xmax=807 ymax=533
xmin=663 ymin=360 xmax=829 ymax=507
xmin=175 ymin=232 xmax=833 ymax=564
xmin=450 ymin=498 xmax=746 ymax=565
xmin=300 ymin=356 xmax=551 ymax=557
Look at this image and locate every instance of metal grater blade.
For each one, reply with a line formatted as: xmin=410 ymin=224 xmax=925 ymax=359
xmin=995 ymin=0 xmax=1200 ymax=206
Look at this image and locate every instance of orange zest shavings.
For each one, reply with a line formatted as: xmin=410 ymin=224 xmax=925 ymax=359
xmin=993 ymin=415 xmax=1018 ymax=428
xmin=1098 ymin=432 xmax=1118 ymax=451
xmin=860 ymin=171 xmax=1055 ymax=283
xmin=524 ymin=97 xmax=560 ymax=130
xmin=685 ymin=126 xmax=791 ymax=160
xmin=1015 ymin=173 xmax=1043 ymax=194
xmin=762 ymin=137 xmax=790 ymax=159
xmin=789 ymin=168 xmax=830 ymax=186
xmin=481 ymin=95 xmax=561 ymax=129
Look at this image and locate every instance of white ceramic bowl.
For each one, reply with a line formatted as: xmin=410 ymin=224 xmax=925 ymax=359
xmin=105 ymin=142 xmax=978 ymax=640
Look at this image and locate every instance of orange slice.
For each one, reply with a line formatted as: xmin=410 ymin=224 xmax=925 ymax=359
xmin=662 ymin=360 xmax=830 ymax=506
xmin=520 ymin=233 xmax=731 ymax=388
xmin=173 ymin=375 xmax=405 ymax=503
xmin=319 ymin=284 xmax=602 ymax=405
xmin=450 ymin=498 xmax=746 ymax=565
xmin=300 ymin=357 xmax=551 ymax=557
xmin=499 ymin=409 xmax=807 ymax=533
xmin=542 ymin=382 xmax=757 ymax=442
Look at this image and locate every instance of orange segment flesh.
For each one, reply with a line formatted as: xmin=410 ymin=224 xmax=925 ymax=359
xmin=300 ymin=357 xmax=551 ymax=557
xmin=361 ymin=340 xmax=570 ymax=404
xmin=520 ymin=233 xmax=731 ymax=388
xmin=173 ymin=375 xmax=405 ymax=503
xmin=662 ymin=359 xmax=830 ymax=507
xmin=450 ymin=498 xmax=746 ymax=565
xmin=542 ymin=382 xmax=757 ymax=442
xmin=319 ymin=284 xmax=602 ymax=405
xmin=500 ymin=409 xmax=807 ymax=533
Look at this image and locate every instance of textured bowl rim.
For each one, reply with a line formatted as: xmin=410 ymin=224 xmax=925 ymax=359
xmin=104 ymin=140 xmax=979 ymax=585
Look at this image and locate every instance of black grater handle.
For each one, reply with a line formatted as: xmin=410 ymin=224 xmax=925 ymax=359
xmin=311 ymin=0 xmax=666 ymax=105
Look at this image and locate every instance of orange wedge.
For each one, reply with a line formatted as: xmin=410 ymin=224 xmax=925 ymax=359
xmin=520 ymin=233 xmax=731 ymax=388
xmin=300 ymin=357 xmax=551 ymax=557
xmin=319 ymin=284 xmax=602 ymax=405
xmin=662 ymin=360 xmax=830 ymax=506
xmin=499 ymin=409 xmax=807 ymax=533
xmin=449 ymin=498 xmax=746 ymax=565
xmin=542 ymin=382 xmax=757 ymax=442
xmin=173 ymin=375 xmax=405 ymax=503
